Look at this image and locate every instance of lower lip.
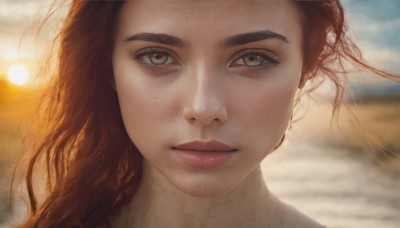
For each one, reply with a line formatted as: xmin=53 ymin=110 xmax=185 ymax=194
xmin=173 ymin=149 xmax=236 ymax=169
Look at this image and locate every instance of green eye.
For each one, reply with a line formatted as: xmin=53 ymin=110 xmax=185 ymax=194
xmin=148 ymin=53 xmax=170 ymax=65
xmin=230 ymin=49 xmax=280 ymax=69
xmin=135 ymin=48 xmax=176 ymax=67
xmin=242 ymin=54 xmax=266 ymax=67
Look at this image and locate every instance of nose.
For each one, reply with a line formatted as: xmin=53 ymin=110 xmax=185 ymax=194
xmin=183 ymin=67 xmax=227 ymax=127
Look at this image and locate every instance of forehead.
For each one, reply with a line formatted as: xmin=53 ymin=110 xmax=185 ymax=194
xmin=115 ymin=0 xmax=301 ymax=46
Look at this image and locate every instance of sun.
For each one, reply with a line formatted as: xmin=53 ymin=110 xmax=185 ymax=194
xmin=7 ymin=63 xmax=30 ymax=86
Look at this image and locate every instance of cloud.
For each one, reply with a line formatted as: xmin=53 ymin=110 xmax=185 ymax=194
xmin=0 ymin=0 xmax=64 ymax=33
xmin=349 ymin=17 xmax=400 ymax=50
xmin=343 ymin=0 xmax=400 ymax=74
xmin=0 ymin=0 xmax=66 ymax=60
xmin=358 ymin=40 xmax=400 ymax=73
xmin=344 ymin=0 xmax=400 ymax=47
xmin=344 ymin=0 xmax=400 ymax=22
xmin=0 ymin=0 xmax=41 ymax=33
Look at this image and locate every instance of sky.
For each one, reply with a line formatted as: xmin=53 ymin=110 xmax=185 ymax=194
xmin=0 ymin=0 xmax=48 ymax=58
xmin=0 ymin=0 xmax=53 ymax=83
xmin=343 ymin=0 xmax=400 ymax=74
xmin=0 ymin=0 xmax=399 ymax=87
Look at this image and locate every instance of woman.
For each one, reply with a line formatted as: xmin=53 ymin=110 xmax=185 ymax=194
xmin=13 ymin=0 xmax=399 ymax=227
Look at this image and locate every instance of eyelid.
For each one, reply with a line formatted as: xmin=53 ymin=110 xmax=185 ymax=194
xmin=229 ymin=48 xmax=280 ymax=67
xmin=134 ymin=47 xmax=179 ymax=65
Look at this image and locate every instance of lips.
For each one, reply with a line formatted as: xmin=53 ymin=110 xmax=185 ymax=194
xmin=172 ymin=140 xmax=237 ymax=152
xmin=172 ymin=140 xmax=237 ymax=168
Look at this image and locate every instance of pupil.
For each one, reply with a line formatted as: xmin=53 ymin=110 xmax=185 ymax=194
xmin=245 ymin=55 xmax=263 ymax=66
xmin=151 ymin=53 xmax=167 ymax=65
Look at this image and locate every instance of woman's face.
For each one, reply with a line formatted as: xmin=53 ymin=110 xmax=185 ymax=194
xmin=113 ymin=0 xmax=303 ymax=196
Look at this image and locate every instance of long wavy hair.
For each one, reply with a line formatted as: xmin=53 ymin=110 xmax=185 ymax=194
xmin=12 ymin=0 xmax=399 ymax=227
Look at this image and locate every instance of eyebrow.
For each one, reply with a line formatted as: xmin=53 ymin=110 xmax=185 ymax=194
xmin=123 ymin=30 xmax=289 ymax=47
xmin=124 ymin=33 xmax=185 ymax=46
xmin=222 ymin=30 xmax=289 ymax=47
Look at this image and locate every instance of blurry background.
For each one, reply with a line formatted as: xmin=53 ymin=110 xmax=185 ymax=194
xmin=0 ymin=0 xmax=399 ymax=227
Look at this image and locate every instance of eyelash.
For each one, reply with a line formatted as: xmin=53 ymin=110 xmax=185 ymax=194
xmin=230 ymin=49 xmax=280 ymax=68
xmin=133 ymin=47 xmax=280 ymax=70
xmin=134 ymin=47 xmax=178 ymax=68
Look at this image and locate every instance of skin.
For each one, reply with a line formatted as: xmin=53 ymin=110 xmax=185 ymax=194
xmin=112 ymin=1 xmax=323 ymax=227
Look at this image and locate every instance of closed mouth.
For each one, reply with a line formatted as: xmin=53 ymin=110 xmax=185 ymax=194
xmin=172 ymin=140 xmax=237 ymax=152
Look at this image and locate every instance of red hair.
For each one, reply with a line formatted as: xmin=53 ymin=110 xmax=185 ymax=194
xmin=295 ymin=1 xmax=398 ymax=115
xmin=14 ymin=1 xmax=142 ymax=227
xmin=12 ymin=0 xmax=399 ymax=227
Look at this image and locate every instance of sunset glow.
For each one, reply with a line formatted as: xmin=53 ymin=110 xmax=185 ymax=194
xmin=7 ymin=64 xmax=29 ymax=86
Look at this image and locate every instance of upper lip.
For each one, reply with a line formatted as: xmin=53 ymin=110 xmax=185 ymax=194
xmin=172 ymin=140 xmax=237 ymax=152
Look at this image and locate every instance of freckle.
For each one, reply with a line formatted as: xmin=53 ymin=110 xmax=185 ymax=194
xmin=153 ymin=96 xmax=158 ymax=100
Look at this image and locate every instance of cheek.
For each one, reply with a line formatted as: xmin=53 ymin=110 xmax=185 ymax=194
xmin=116 ymin=84 xmax=178 ymax=157
xmin=229 ymin=72 xmax=299 ymax=149
xmin=235 ymin=77 xmax=297 ymax=119
xmin=259 ymin=82 xmax=295 ymax=123
xmin=112 ymin=60 xmax=180 ymax=152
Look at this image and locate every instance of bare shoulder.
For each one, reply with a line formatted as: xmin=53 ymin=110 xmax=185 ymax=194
xmin=279 ymin=201 xmax=325 ymax=228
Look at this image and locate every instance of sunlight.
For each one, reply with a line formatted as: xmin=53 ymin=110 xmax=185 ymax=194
xmin=1 ymin=49 xmax=19 ymax=61
xmin=7 ymin=63 xmax=29 ymax=86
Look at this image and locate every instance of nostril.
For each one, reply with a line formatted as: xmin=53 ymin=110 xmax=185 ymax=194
xmin=183 ymin=102 xmax=227 ymax=126
xmin=188 ymin=116 xmax=223 ymax=125
xmin=185 ymin=116 xmax=196 ymax=124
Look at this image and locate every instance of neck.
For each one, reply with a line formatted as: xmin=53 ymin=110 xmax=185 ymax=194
xmin=116 ymin=164 xmax=282 ymax=228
